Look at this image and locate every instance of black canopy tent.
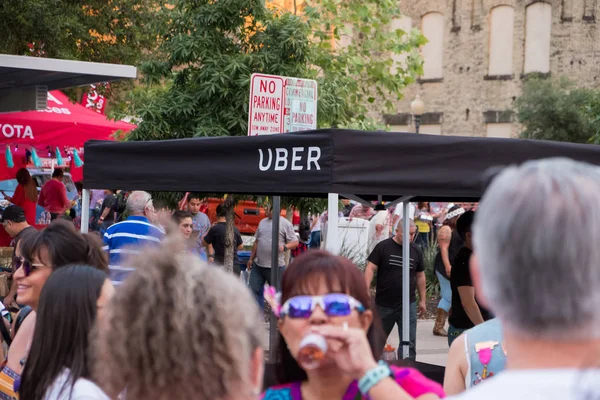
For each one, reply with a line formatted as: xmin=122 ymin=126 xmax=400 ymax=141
xmin=82 ymin=128 xmax=600 ymax=382
xmin=83 ymin=128 xmax=600 ymax=199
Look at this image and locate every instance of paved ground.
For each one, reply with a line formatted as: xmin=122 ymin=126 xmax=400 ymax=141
xmin=386 ymin=319 xmax=449 ymax=366
xmin=263 ymin=319 xmax=449 ymax=366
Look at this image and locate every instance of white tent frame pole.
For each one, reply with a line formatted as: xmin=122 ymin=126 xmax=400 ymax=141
xmin=385 ymin=196 xmax=413 ymax=210
xmin=326 ymin=193 xmax=339 ymax=254
xmin=81 ymin=189 xmax=90 ymax=233
xmin=402 ymin=201 xmax=410 ymax=359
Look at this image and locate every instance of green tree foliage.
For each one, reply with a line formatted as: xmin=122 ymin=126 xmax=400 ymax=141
xmin=516 ymin=77 xmax=600 ymax=144
xmin=0 ymin=0 xmax=167 ymax=64
xmin=0 ymin=0 xmax=170 ymax=111
xmin=281 ymin=196 xmax=327 ymax=219
xmin=127 ymin=0 xmax=310 ymax=139
xmin=303 ymin=0 xmax=425 ymax=128
xmin=124 ymin=0 xmax=424 ymax=269
xmin=125 ymin=0 xmax=424 ymax=137
xmin=587 ymin=97 xmax=600 ymax=145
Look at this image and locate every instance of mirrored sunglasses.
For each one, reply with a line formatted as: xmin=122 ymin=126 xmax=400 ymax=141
xmin=280 ymin=293 xmax=366 ymax=319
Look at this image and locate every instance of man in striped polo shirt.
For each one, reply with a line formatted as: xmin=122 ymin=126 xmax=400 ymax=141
xmin=103 ymin=190 xmax=164 ymax=285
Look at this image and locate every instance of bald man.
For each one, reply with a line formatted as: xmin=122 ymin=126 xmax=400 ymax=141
xmin=365 ymin=219 xmax=426 ymax=360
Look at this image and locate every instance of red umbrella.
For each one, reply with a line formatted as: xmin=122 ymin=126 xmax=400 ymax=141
xmin=0 ymin=91 xmax=136 ymax=179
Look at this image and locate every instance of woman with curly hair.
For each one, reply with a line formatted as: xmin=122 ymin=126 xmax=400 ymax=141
xmin=91 ymin=240 xmax=264 ymax=400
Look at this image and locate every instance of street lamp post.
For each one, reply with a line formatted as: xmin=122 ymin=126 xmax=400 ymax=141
xmin=411 ymin=94 xmax=425 ymax=134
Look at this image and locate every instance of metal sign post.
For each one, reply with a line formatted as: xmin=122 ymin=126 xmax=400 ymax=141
xmin=268 ymin=196 xmax=281 ymax=360
xmin=80 ymin=189 xmax=90 ymax=233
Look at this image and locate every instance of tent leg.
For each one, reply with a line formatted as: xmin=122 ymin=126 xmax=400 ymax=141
xmin=269 ymin=196 xmax=281 ymax=362
xmin=325 ymin=193 xmax=339 ymax=254
xmin=81 ymin=189 xmax=90 ymax=233
xmin=402 ymin=201 xmax=410 ymax=359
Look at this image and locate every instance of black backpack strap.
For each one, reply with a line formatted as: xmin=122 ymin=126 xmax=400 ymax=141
xmin=13 ymin=306 xmax=32 ymax=336
xmin=0 ymin=317 xmax=11 ymax=347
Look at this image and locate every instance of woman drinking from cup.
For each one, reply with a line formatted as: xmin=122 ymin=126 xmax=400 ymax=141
xmin=262 ymin=250 xmax=444 ymax=400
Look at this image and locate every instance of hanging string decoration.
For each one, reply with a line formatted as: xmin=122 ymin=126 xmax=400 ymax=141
xmin=55 ymin=147 xmax=64 ymax=166
xmin=5 ymin=146 xmax=13 ymax=168
xmin=30 ymin=148 xmax=42 ymax=168
xmin=73 ymin=149 xmax=84 ymax=167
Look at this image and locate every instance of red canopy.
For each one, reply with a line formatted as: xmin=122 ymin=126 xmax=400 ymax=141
xmin=0 ymin=91 xmax=134 ymax=148
xmin=0 ymin=91 xmax=135 ymax=180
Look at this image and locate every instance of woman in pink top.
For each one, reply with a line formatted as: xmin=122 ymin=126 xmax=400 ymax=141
xmin=261 ymin=251 xmax=445 ymax=400
xmin=37 ymin=169 xmax=70 ymax=221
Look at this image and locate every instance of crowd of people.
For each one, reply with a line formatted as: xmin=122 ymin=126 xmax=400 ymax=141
xmin=316 ymin=198 xmax=480 ymax=351
xmin=0 ymin=158 xmax=595 ymax=399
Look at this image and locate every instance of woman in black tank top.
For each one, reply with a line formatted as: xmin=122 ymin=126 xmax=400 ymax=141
xmin=432 ymin=206 xmax=465 ymax=337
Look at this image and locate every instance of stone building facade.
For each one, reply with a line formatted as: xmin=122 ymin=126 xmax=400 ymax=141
xmin=386 ymin=0 xmax=600 ymax=137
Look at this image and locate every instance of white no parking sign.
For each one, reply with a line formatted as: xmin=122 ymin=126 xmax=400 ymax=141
xmin=248 ymin=73 xmax=317 ymax=136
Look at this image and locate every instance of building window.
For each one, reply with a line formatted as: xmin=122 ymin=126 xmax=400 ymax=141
xmin=471 ymin=0 xmax=483 ymax=30
xmin=389 ymin=125 xmax=412 ymax=133
xmin=390 ymin=16 xmax=412 ymax=74
xmin=561 ymin=0 xmax=573 ymax=21
xmin=420 ymin=124 xmax=442 ymax=135
xmin=584 ymin=0 xmax=596 ymax=22
xmin=524 ymin=2 xmax=552 ymax=74
xmin=486 ymin=123 xmax=513 ymax=138
xmin=421 ymin=12 xmax=445 ymax=80
xmin=488 ymin=6 xmax=514 ymax=76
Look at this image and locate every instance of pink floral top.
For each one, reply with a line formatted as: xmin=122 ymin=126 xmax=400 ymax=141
xmin=261 ymin=366 xmax=445 ymax=399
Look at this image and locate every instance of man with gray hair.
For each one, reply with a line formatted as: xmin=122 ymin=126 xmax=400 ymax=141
xmin=365 ymin=219 xmax=426 ymax=360
xmin=448 ymin=158 xmax=600 ymax=399
xmin=103 ymin=190 xmax=165 ymax=286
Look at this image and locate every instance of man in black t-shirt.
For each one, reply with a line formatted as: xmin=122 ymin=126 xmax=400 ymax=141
xmin=364 ymin=219 xmax=427 ymax=360
xmin=203 ymin=205 xmax=243 ymax=274
xmin=448 ymin=211 xmax=492 ymax=347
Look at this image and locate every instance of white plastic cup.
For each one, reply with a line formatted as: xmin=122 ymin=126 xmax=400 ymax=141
xmin=297 ymin=333 xmax=328 ymax=370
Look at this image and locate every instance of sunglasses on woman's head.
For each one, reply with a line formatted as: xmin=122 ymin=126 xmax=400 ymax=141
xmin=12 ymin=257 xmax=44 ymax=277
xmin=280 ymin=294 xmax=366 ymax=319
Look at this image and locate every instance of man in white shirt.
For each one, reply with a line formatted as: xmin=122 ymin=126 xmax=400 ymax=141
xmin=448 ymin=158 xmax=600 ymax=400
xmin=247 ymin=206 xmax=299 ymax=307
xmin=392 ymin=202 xmax=415 ymax=231
xmin=367 ymin=209 xmax=391 ymax=254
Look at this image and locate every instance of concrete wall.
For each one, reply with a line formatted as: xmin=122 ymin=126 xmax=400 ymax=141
xmin=387 ymin=0 xmax=600 ymax=137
